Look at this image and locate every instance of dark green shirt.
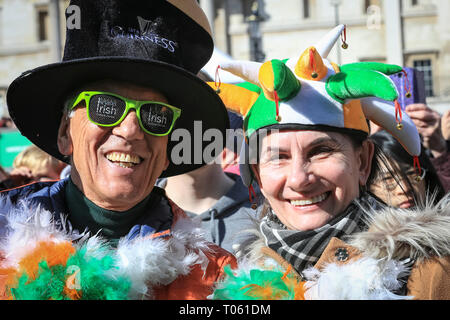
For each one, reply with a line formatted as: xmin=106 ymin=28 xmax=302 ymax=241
xmin=65 ymin=179 xmax=172 ymax=242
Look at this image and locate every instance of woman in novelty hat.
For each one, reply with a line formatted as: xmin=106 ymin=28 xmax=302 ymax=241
xmin=210 ymin=25 xmax=450 ymax=300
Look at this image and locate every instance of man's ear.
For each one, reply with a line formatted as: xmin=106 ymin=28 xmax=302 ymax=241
xmin=57 ymin=116 xmax=73 ymax=156
xmin=358 ymin=140 xmax=375 ymax=186
xmin=163 ymin=156 xmax=170 ymax=171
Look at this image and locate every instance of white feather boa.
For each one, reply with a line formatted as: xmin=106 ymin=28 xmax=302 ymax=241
xmin=115 ymin=217 xmax=213 ymax=299
xmin=0 ymin=200 xmax=212 ymax=299
xmin=224 ymin=255 xmax=412 ymax=300
xmin=229 ymin=194 xmax=450 ymax=300
xmin=302 ymin=258 xmax=412 ymax=300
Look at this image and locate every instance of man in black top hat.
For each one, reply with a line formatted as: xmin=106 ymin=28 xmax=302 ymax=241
xmin=0 ymin=0 xmax=236 ymax=300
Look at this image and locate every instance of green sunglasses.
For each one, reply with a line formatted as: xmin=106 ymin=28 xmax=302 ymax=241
xmin=71 ymin=91 xmax=182 ymax=136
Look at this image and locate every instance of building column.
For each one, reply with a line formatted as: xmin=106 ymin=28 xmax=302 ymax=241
xmin=200 ymin=0 xmax=215 ymax=37
xmin=438 ymin=0 xmax=450 ymax=42
xmin=49 ymin=0 xmax=62 ymax=62
xmin=383 ymin=0 xmax=404 ymax=66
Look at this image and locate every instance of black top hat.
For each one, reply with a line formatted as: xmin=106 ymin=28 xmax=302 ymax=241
xmin=7 ymin=0 xmax=229 ymax=177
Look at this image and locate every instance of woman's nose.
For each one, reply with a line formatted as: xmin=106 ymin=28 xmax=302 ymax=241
xmin=286 ymin=159 xmax=315 ymax=191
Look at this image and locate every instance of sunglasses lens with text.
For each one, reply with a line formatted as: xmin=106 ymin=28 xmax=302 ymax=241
xmin=139 ymin=103 xmax=174 ymax=135
xmin=89 ymin=95 xmax=126 ymax=125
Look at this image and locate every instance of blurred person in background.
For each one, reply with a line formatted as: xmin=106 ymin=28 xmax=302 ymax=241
xmin=0 ymin=165 xmax=37 ymax=190
xmin=0 ymin=117 xmax=15 ymax=128
xmin=405 ymin=104 xmax=448 ymax=159
xmin=441 ymin=109 xmax=450 ymax=141
xmin=405 ymin=104 xmax=449 ymax=192
xmin=221 ymin=111 xmax=243 ymax=175
xmin=11 ymin=145 xmax=67 ymax=182
xmin=157 ymin=109 xmax=260 ymax=254
xmin=196 ymin=71 xmax=243 ymax=174
xmin=369 ymin=130 xmax=446 ymax=209
xmin=0 ymin=152 xmax=64 ymax=190
xmin=0 ymin=166 xmax=14 ymax=190
xmin=0 ymin=164 xmax=35 ymax=190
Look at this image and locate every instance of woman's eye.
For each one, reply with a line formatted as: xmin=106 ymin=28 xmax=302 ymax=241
xmin=263 ymin=153 xmax=289 ymax=163
xmin=270 ymin=154 xmax=287 ymax=161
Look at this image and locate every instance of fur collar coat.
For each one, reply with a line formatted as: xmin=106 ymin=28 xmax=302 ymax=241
xmin=216 ymin=195 xmax=450 ymax=300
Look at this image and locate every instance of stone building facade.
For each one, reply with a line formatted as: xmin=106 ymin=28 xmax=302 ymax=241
xmin=0 ymin=0 xmax=448 ymax=114
xmin=202 ymin=0 xmax=450 ymax=112
xmin=0 ymin=0 xmax=68 ymax=117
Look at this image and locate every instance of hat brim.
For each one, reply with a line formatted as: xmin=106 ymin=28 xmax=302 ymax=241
xmin=7 ymin=57 xmax=229 ymax=178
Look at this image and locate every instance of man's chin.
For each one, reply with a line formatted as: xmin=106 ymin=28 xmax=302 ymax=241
xmin=101 ymin=195 xmax=146 ymax=211
xmin=98 ymin=184 xmax=151 ymax=208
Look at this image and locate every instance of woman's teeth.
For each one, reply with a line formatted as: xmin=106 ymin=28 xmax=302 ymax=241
xmin=290 ymin=193 xmax=328 ymax=206
xmin=106 ymin=152 xmax=141 ymax=168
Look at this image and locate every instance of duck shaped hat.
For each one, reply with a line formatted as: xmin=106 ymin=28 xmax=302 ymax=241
xmin=209 ymin=25 xmax=421 ymax=188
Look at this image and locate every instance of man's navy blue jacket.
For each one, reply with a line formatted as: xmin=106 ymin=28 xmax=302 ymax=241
xmin=0 ymin=178 xmax=173 ymax=240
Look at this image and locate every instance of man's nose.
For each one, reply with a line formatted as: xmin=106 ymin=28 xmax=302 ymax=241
xmin=112 ymin=110 xmax=145 ymax=140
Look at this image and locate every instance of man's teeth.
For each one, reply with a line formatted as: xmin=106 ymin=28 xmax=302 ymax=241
xmin=290 ymin=193 xmax=328 ymax=206
xmin=106 ymin=152 xmax=141 ymax=167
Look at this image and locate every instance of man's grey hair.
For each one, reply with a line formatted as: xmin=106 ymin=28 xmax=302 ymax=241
xmin=59 ymin=92 xmax=79 ymax=165
xmin=62 ymin=96 xmax=76 ymax=120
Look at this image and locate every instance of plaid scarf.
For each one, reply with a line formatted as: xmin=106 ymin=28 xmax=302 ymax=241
xmin=259 ymin=193 xmax=381 ymax=276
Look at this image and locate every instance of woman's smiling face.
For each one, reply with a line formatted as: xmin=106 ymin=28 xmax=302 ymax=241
xmin=252 ymin=130 xmax=374 ymax=231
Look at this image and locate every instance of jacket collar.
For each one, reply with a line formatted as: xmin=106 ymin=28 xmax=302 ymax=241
xmin=241 ymin=194 xmax=450 ymax=267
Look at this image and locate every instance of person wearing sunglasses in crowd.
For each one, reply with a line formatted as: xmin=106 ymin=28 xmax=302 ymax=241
xmin=210 ymin=26 xmax=450 ymax=300
xmin=369 ymin=130 xmax=446 ymax=209
xmin=0 ymin=0 xmax=236 ymax=300
xmin=372 ymin=103 xmax=450 ymax=193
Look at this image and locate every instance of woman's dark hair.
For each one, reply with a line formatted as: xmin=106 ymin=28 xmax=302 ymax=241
xmin=369 ymin=130 xmax=445 ymax=205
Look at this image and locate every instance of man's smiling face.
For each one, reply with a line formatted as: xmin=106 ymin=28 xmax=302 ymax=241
xmin=58 ymin=80 xmax=170 ymax=211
